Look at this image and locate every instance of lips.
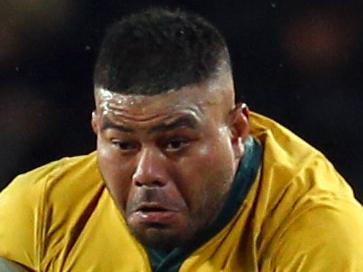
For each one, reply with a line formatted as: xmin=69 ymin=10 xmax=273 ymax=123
xmin=136 ymin=202 xmax=173 ymax=213
xmin=133 ymin=202 xmax=180 ymax=225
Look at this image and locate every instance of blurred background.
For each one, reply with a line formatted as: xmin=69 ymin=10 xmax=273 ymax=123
xmin=0 ymin=0 xmax=362 ymax=202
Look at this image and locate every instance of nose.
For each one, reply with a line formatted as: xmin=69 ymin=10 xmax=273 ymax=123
xmin=132 ymin=146 xmax=170 ymax=187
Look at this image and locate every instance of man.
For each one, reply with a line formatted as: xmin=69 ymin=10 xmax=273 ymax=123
xmin=0 ymin=8 xmax=363 ymax=272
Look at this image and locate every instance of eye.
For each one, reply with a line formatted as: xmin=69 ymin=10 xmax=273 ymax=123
xmin=111 ymin=139 xmax=139 ymax=152
xmin=164 ymin=137 xmax=190 ymax=152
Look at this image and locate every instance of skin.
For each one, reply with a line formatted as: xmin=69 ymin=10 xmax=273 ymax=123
xmin=92 ymin=75 xmax=249 ymax=250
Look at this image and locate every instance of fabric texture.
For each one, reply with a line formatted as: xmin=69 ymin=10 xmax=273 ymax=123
xmin=0 ymin=112 xmax=362 ymax=271
xmin=0 ymin=257 xmax=29 ymax=272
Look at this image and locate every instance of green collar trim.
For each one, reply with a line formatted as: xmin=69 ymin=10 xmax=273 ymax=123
xmin=148 ymin=136 xmax=262 ymax=272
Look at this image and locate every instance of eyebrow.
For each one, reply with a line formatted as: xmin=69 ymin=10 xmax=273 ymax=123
xmin=101 ymin=118 xmax=134 ymax=132
xmin=150 ymin=115 xmax=199 ymax=133
xmin=101 ymin=115 xmax=199 ymax=134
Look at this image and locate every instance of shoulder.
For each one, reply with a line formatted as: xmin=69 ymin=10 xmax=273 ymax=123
xmin=250 ymin=111 xmax=322 ymax=166
xmin=249 ymin=112 xmax=358 ymax=223
xmin=0 ymin=152 xmax=103 ymax=269
xmin=0 ymin=152 xmax=101 ymax=205
xmin=249 ymin=112 xmax=355 ymax=202
xmin=260 ymin=197 xmax=363 ymax=271
xmin=248 ymin=113 xmax=363 ymax=270
xmin=0 ymin=151 xmax=105 ymax=225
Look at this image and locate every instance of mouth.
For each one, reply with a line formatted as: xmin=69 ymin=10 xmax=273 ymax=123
xmin=133 ymin=202 xmax=180 ymax=225
xmin=136 ymin=203 xmax=171 ymax=213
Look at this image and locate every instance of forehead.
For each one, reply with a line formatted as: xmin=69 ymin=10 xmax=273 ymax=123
xmin=95 ymin=82 xmax=229 ymax=120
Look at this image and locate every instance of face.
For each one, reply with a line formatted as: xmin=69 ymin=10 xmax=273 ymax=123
xmin=92 ymin=79 xmax=249 ymax=250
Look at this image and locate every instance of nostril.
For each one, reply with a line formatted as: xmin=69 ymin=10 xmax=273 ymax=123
xmin=134 ymin=179 xmax=165 ymax=187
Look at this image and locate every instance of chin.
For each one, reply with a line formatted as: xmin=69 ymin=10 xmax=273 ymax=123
xmin=130 ymin=223 xmax=190 ymax=250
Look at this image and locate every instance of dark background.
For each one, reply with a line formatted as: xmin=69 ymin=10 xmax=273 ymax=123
xmin=1 ymin=0 xmax=362 ymax=202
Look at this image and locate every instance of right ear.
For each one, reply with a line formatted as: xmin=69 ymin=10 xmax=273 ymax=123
xmin=228 ymin=103 xmax=250 ymax=160
xmin=91 ymin=111 xmax=99 ymax=134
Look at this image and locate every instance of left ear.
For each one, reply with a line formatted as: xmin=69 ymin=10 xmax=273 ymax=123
xmin=228 ymin=103 xmax=250 ymax=159
xmin=91 ymin=110 xmax=99 ymax=134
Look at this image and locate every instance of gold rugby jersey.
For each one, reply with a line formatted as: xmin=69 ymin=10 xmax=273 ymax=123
xmin=0 ymin=112 xmax=362 ymax=271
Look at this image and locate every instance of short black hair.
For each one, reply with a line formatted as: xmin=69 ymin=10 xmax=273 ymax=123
xmin=94 ymin=8 xmax=231 ymax=95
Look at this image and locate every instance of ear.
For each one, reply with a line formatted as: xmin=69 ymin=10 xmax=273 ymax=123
xmin=91 ymin=111 xmax=99 ymax=134
xmin=229 ymin=103 xmax=250 ymax=159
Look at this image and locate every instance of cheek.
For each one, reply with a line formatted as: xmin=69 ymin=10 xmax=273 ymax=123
xmin=199 ymin=132 xmax=235 ymax=174
xmin=97 ymin=139 xmax=132 ymax=210
xmin=176 ymin=134 xmax=236 ymax=209
xmin=202 ymin=139 xmax=235 ymax=194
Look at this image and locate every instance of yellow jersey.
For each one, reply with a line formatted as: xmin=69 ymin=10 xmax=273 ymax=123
xmin=0 ymin=112 xmax=362 ymax=271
